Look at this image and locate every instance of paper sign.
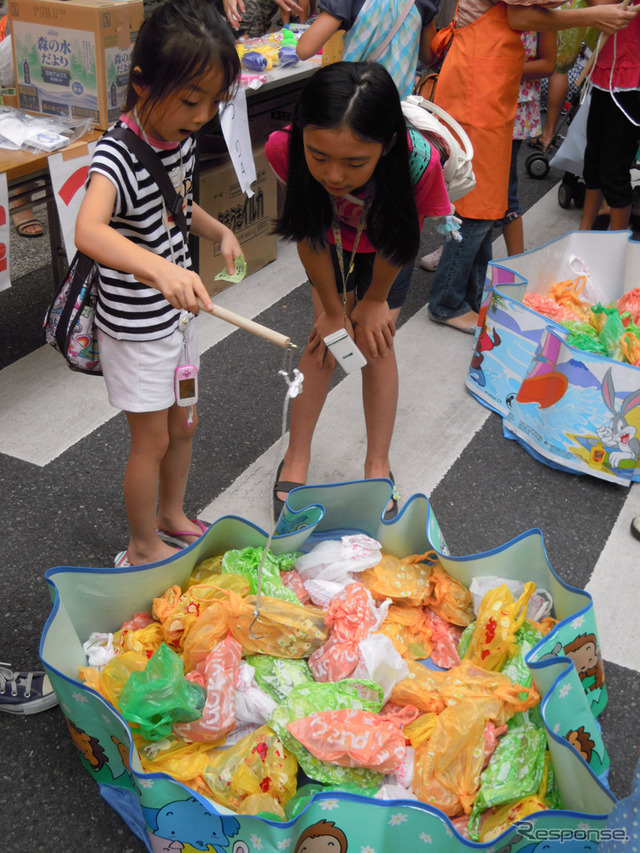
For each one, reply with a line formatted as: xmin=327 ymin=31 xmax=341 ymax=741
xmin=48 ymin=142 xmax=97 ymax=265
xmin=0 ymin=172 xmax=10 ymax=292
xmin=219 ymin=87 xmax=257 ymax=198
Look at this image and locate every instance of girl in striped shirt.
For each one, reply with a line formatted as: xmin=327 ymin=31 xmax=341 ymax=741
xmin=75 ymin=0 xmax=243 ymax=567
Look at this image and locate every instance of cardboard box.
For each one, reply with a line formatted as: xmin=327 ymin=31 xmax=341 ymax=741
xmin=248 ymin=88 xmax=300 ymax=149
xmin=199 ymin=144 xmax=277 ymax=296
xmin=10 ymin=0 xmax=143 ymax=130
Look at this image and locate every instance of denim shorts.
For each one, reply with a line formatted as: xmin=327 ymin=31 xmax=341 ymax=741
xmin=321 ymin=246 xmax=414 ymax=310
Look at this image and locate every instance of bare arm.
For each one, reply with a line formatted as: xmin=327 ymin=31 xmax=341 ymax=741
xmin=272 ymin=0 xmax=306 ymax=26
xmin=221 ymin=0 xmax=246 ymax=30
xmin=296 ymin=11 xmax=342 ymax=59
xmin=75 ymin=173 xmax=213 ymax=313
xmin=507 ymin=1 xmax=639 ymax=34
xmin=418 ymin=20 xmax=437 ymax=66
xmin=349 ymin=253 xmax=398 ymax=358
xmin=521 ymin=30 xmax=557 ymax=80
xmin=190 ymin=202 xmax=243 ymax=275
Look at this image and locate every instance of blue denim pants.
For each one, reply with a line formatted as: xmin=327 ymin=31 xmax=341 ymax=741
xmin=427 ymin=216 xmax=494 ymax=321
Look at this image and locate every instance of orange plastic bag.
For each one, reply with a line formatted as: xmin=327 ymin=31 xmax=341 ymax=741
xmin=390 ymin=659 xmax=447 ymax=714
xmin=152 ymin=579 xmax=249 ymax=649
xmin=181 ymin=596 xmax=231 ymax=673
xmin=377 ymin=604 xmax=434 ymax=660
xmin=413 ymin=703 xmax=487 ymax=816
xmin=391 ymin=659 xmax=538 ymax=724
xmin=287 ymin=705 xmax=420 ymax=774
xmin=361 ymin=551 xmax=438 ymax=606
xmin=309 ymin=582 xmax=373 ymax=682
xmin=173 ymin=635 xmax=242 ymax=743
xmin=429 ymin=564 xmax=475 ymax=627
xmin=202 ymin=725 xmax=297 ymax=811
xmin=438 ymin=660 xmax=539 ymax=726
xmin=226 ymin=592 xmax=327 ymax=659
xmin=463 ymin=582 xmax=535 ymax=671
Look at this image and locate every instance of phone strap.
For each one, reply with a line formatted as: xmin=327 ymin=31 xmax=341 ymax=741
xmin=330 ymin=183 xmax=374 ymax=322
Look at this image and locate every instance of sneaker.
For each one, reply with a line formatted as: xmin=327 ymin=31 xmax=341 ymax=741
xmin=0 ymin=663 xmax=59 ymax=715
xmin=420 ymin=245 xmax=443 ymax=272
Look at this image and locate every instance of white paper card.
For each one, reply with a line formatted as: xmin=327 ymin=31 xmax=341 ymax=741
xmin=219 ymin=87 xmax=257 ymax=197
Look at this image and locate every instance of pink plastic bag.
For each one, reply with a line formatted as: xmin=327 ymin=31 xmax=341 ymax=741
xmin=173 ymin=635 xmax=242 ymax=742
xmin=424 ymin=607 xmax=463 ymax=669
xmin=308 ymin=582 xmax=373 ymax=682
xmin=287 ymin=705 xmax=420 ymax=774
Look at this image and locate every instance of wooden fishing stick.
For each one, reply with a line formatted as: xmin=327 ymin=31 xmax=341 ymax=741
xmin=575 ymin=0 xmax=633 ymax=88
xmin=136 ymin=276 xmax=293 ymax=349
xmin=200 ymin=299 xmax=293 ymax=349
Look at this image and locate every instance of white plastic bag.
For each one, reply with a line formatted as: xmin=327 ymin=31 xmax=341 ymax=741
xmin=469 ymin=576 xmax=553 ymax=622
xmin=234 ymin=662 xmax=277 ymax=726
xmin=352 ymin=634 xmax=409 ymax=701
xmin=549 ymin=89 xmax=590 ymax=177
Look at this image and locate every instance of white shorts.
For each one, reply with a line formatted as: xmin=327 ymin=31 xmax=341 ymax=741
xmin=98 ymin=316 xmax=200 ymax=413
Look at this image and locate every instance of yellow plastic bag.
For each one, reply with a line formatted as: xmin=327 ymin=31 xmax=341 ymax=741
xmin=403 ymin=712 xmax=438 ymax=748
xmin=377 ymin=604 xmax=434 ymax=660
xmin=361 ymin=551 xmax=438 ymax=605
xmin=203 ymin=725 xmax=297 ymax=811
xmin=113 ymin=622 xmax=164 ymax=657
xmin=478 ymin=795 xmax=548 ymax=842
xmin=78 ymin=650 xmax=149 ymax=708
xmin=135 ymin=734 xmax=215 ymax=783
xmin=463 ymin=582 xmax=535 ymax=671
xmin=413 ymin=703 xmax=487 ymax=816
xmin=390 ymin=659 xmax=447 ymax=713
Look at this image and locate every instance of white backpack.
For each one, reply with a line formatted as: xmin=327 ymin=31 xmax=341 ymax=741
xmin=401 ymin=94 xmax=476 ymax=203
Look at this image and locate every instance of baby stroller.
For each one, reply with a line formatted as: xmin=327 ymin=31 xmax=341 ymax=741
xmin=525 ymin=85 xmax=586 ymax=211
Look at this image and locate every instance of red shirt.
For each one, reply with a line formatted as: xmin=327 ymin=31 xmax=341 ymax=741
xmin=265 ymin=128 xmax=451 ymax=253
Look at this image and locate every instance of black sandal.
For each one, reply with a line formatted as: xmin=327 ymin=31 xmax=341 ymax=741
xmin=273 ymin=459 xmax=305 ymax=518
xmin=383 ymin=471 xmax=400 ymax=521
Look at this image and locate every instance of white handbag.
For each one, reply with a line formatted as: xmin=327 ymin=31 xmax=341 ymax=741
xmin=402 ymin=94 xmax=476 ymax=203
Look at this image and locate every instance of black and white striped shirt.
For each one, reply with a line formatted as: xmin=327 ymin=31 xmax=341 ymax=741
xmin=89 ymin=120 xmax=194 ymax=341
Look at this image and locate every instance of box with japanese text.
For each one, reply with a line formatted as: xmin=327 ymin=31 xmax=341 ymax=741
xmin=9 ymin=0 xmax=143 ymax=130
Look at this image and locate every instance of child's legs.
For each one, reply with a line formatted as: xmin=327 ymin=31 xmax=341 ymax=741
xmin=124 ymin=409 xmax=177 ymax=563
xmin=279 ymin=286 xmax=337 ymax=490
xmin=540 ymin=70 xmax=568 ymax=147
xmin=157 ymin=403 xmax=199 ymax=533
xmin=359 ymin=307 xmax=401 ymax=480
xmin=500 ymin=139 xmax=524 ymax=256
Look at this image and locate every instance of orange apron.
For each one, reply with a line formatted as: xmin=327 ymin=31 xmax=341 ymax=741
xmin=434 ymin=3 xmax=524 ymax=220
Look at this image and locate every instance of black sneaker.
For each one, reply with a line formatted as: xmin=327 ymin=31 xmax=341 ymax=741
xmin=0 ymin=663 xmax=58 ymax=715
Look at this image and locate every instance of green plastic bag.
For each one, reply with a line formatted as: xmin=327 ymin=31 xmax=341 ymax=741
xmin=269 ymin=678 xmax=385 ymax=789
xmin=222 ymin=546 xmax=300 ymax=603
xmin=468 ymin=722 xmax=547 ymax=836
xmin=556 ymin=0 xmax=587 ymax=72
xmin=247 ymin=654 xmax=315 ymax=703
xmin=501 ymin=621 xmax=543 ymax=690
xmin=599 ymin=310 xmax=627 ymax=362
xmin=118 ymin=643 xmax=205 ymax=741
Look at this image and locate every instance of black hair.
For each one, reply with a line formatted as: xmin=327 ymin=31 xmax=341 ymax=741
xmin=125 ymin=0 xmax=240 ymax=118
xmin=275 ymin=62 xmax=420 ymax=266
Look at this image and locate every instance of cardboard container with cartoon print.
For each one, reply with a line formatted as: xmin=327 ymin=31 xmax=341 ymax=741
xmin=42 ymin=482 xmax=616 ymax=852
xmin=467 ymin=231 xmax=640 ymax=486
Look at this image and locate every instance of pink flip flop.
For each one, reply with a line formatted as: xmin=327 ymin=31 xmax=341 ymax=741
xmin=157 ymin=518 xmax=208 ymax=547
